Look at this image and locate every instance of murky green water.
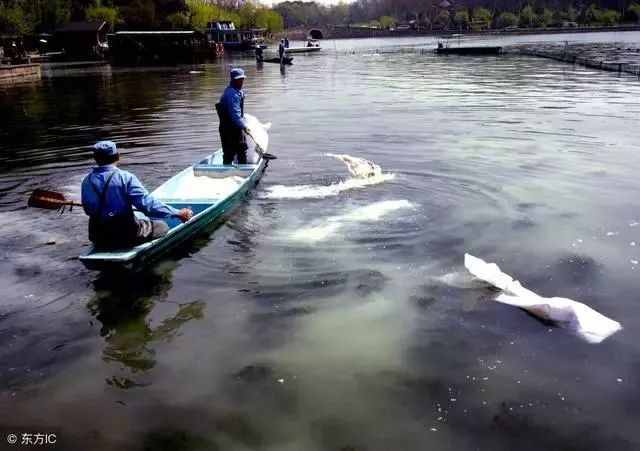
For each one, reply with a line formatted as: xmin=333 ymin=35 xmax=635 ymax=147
xmin=2 ymin=32 xmax=640 ymax=451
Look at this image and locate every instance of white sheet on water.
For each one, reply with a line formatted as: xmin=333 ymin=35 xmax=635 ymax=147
xmin=244 ymin=113 xmax=270 ymax=152
xmin=155 ymin=168 xmax=244 ymax=200
xmin=263 ymin=153 xmax=394 ymax=200
xmin=464 ymin=253 xmax=622 ymax=344
xmin=291 ymin=200 xmax=415 ymax=241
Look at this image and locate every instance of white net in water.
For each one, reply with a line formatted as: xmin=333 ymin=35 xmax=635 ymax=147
xmin=464 ymin=254 xmax=622 ymax=344
xmin=263 ymin=154 xmax=394 ymax=200
xmin=244 ymin=113 xmax=270 ymax=152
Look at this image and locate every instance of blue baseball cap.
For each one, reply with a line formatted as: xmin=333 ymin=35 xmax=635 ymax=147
xmin=93 ymin=141 xmax=118 ymax=157
xmin=230 ymin=67 xmax=245 ymax=80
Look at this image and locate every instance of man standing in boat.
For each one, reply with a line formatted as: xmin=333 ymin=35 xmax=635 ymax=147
xmin=216 ymin=67 xmax=249 ymax=165
xmin=81 ymin=141 xmax=193 ymax=249
xmin=278 ymin=39 xmax=286 ymax=64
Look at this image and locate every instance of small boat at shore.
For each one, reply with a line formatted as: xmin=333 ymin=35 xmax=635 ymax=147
xmin=261 ymin=56 xmax=293 ymax=65
xmin=284 ymin=47 xmax=321 ymax=54
xmin=79 ymin=117 xmax=270 ymax=271
xmin=435 ymin=46 xmax=502 ymax=55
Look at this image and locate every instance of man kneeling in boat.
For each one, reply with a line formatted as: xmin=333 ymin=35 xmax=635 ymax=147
xmin=216 ymin=67 xmax=249 ymax=165
xmin=81 ymin=141 xmax=193 ymax=249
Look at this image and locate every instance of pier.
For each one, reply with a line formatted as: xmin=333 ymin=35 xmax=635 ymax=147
xmin=0 ymin=63 xmax=41 ymax=84
xmin=507 ymin=43 xmax=640 ymax=77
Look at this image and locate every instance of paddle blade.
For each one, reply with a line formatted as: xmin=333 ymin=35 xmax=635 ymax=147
xmin=262 ymin=153 xmax=277 ymax=160
xmin=28 ymin=189 xmax=70 ymax=210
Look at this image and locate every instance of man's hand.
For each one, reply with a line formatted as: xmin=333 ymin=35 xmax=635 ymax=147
xmin=176 ymin=208 xmax=193 ymax=223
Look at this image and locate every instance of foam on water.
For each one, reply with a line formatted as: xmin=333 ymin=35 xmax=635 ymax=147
xmin=263 ymin=154 xmax=394 ymax=200
xmin=291 ymin=199 xmax=415 ymax=241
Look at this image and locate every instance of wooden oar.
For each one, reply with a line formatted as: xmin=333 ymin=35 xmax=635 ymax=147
xmin=245 ymin=129 xmax=277 ymax=160
xmin=28 ymin=189 xmax=82 ymax=211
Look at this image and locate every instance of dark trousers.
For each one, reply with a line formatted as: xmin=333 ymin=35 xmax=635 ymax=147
xmin=220 ymin=125 xmax=247 ymax=165
xmin=89 ymin=214 xmax=169 ymax=250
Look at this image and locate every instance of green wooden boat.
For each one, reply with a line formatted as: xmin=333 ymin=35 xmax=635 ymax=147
xmin=79 ymin=150 xmax=268 ymax=271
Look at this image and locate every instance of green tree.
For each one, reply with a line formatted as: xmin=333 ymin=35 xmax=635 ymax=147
xmin=119 ymin=0 xmax=157 ymax=28
xmin=379 ymin=15 xmax=396 ymax=29
xmin=630 ymin=3 xmax=640 ymax=23
xmin=599 ymin=9 xmax=620 ymax=25
xmin=218 ymin=9 xmax=241 ymax=26
xmin=0 ymin=2 xmax=30 ymax=35
xmin=496 ymin=12 xmax=518 ymax=28
xmin=539 ymin=8 xmax=554 ymax=27
xmin=582 ymin=3 xmax=601 ymax=24
xmin=566 ymin=6 xmax=578 ymax=22
xmin=186 ymin=0 xmax=220 ymax=31
xmin=257 ymin=9 xmax=283 ymax=32
xmin=86 ymin=4 xmax=120 ymax=24
xmin=327 ymin=3 xmax=348 ymax=25
xmin=435 ymin=9 xmax=450 ymax=27
xmin=519 ymin=5 xmax=537 ymax=27
xmin=166 ymin=11 xmax=189 ymax=28
xmin=472 ymin=7 xmax=492 ymax=27
xmin=453 ymin=9 xmax=469 ymax=29
xmin=238 ymin=3 xmax=256 ymax=28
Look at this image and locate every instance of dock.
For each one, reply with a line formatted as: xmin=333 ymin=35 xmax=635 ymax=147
xmin=507 ymin=43 xmax=640 ymax=77
xmin=0 ymin=63 xmax=41 ymax=85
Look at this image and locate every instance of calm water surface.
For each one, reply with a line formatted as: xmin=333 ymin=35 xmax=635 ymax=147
xmin=1 ymin=33 xmax=640 ymax=451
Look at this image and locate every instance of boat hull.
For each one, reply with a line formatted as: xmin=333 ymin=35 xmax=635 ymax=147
xmin=262 ymin=56 xmax=293 ymax=65
xmin=435 ymin=46 xmax=502 ymax=55
xmin=79 ymin=151 xmax=267 ymax=271
xmin=284 ymin=47 xmax=321 ymax=54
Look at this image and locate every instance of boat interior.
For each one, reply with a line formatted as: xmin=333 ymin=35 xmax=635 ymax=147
xmin=81 ymin=151 xmax=260 ymax=260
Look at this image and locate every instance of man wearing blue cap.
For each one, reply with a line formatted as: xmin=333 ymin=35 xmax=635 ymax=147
xmin=216 ymin=67 xmax=249 ymax=165
xmin=81 ymin=141 xmax=193 ymax=249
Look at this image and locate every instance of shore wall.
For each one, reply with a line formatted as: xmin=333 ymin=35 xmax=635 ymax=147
xmin=0 ymin=64 xmax=42 ymax=84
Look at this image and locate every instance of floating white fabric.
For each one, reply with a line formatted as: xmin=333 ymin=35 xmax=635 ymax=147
xmin=290 ymin=200 xmax=414 ymax=241
xmin=464 ymin=253 xmax=622 ymax=344
xmin=244 ymin=113 xmax=270 ymax=152
xmin=263 ymin=154 xmax=394 ymax=200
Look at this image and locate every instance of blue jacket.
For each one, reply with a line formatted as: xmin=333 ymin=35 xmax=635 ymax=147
xmin=219 ymin=85 xmax=246 ymax=130
xmin=81 ymin=165 xmax=179 ymax=220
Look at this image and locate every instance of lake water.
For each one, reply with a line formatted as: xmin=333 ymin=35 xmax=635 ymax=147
xmin=2 ymin=32 xmax=640 ymax=451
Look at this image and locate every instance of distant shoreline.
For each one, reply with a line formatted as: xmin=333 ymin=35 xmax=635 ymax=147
xmin=285 ymin=24 xmax=640 ymax=40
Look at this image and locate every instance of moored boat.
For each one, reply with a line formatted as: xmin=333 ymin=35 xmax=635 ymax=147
xmin=284 ymin=47 xmax=321 ymax=54
xmin=262 ymin=56 xmax=293 ymax=65
xmin=435 ymin=46 xmax=502 ymax=55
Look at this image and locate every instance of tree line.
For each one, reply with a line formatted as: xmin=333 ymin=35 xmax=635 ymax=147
xmin=3 ymin=0 xmax=640 ymax=37
xmin=274 ymin=0 xmax=640 ymax=30
xmin=0 ymin=0 xmax=284 ymax=36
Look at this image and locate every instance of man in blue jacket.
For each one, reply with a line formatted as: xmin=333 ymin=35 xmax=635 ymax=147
xmin=216 ymin=67 xmax=249 ymax=165
xmin=81 ymin=141 xmax=193 ymax=249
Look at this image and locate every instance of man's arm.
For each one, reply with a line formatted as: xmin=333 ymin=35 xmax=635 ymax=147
xmin=126 ymin=173 xmax=192 ymax=222
xmin=80 ymin=177 xmax=101 ymax=218
xmin=228 ymin=90 xmax=247 ymax=130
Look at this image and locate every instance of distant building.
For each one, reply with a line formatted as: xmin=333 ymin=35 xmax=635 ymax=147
xmin=109 ymin=31 xmax=206 ymax=64
xmin=206 ymin=21 xmax=264 ymax=51
xmin=55 ymin=21 xmax=109 ymax=59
